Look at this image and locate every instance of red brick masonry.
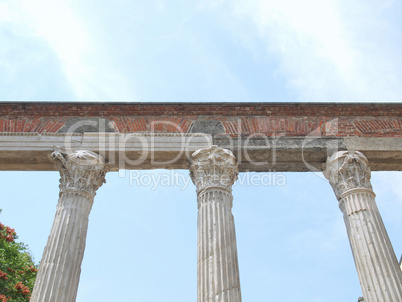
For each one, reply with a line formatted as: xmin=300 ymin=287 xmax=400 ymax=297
xmin=0 ymin=102 xmax=401 ymax=137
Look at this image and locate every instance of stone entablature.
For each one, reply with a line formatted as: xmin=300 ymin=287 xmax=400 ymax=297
xmin=0 ymin=102 xmax=402 ymax=172
xmin=0 ymin=102 xmax=401 ymax=137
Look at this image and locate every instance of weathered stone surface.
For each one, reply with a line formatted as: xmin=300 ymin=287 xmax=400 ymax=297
xmin=0 ymin=133 xmax=402 ymax=171
xmin=31 ymin=150 xmax=106 ymax=302
xmin=189 ymin=120 xmax=225 ymax=135
xmin=1 ymin=102 xmax=402 ymax=171
xmin=190 ymin=146 xmax=242 ymax=302
xmin=324 ymin=151 xmax=402 ymax=302
xmin=324 ymin=151 xmax=372 ymax=199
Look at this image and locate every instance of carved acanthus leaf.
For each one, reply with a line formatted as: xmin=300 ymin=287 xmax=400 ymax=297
xmin=324 ymin=151 xmax=372 ymax=199
xmin=52 ymin=150 xmax=106 ymax=198
xmin=190 ymin=145 xmax=238 ymax=194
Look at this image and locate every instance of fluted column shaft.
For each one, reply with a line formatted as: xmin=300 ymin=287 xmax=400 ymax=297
xmin=325 ymin=151 xmax=402 ymax=302
xmin=31 ymin=150 xmax=106 ymax=302
xmin=190 ymin=145 xmax=242 ymax=302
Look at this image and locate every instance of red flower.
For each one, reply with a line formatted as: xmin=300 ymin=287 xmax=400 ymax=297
xmin=15 ymin=282 xmax=23 ymax=290
xmin=0 ymin=294 xmax=11 ymax=302
xmin=15 ymin=282 xmax=31 ymax=295
xmin=0 ymin=270 xmax=8 ymax=280
xmin=5 ymin=227 xmax=15 ymax=234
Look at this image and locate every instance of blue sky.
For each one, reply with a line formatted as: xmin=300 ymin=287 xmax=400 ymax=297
xmin=0 ymin=1 xmax=402 ymax=301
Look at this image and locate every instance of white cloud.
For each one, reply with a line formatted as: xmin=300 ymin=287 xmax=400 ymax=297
xmin=0 ymin=0 xmax=137 ymax=100
xmin=201 ymin=0 xmax=402 ymax=101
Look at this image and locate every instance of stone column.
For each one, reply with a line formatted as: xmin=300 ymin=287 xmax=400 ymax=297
xmin=190 ymin=145 xmax=242 ymax=302
xmin=31 ymin=150 xmax=106 ymax=302
xmin=324 ymin=151 xmax=402 ymax=301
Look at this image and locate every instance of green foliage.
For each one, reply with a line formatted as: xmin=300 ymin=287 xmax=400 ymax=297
xmin=0 ymin=210 xmax=38 ymax=301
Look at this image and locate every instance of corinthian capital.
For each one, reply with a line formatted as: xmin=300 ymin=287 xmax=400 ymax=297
xmin=52 ymin=150 xmax=107 ymax=199
xmin=324 ymin=151 xmax=373 ymax=200
xmin=189 ymin=145 xmax=238 ymax=194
